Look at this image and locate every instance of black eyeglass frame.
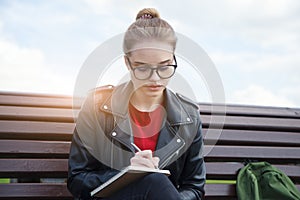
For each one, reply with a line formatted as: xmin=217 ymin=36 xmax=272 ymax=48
xmin=126 ymin=55 xmax=177 ymax=80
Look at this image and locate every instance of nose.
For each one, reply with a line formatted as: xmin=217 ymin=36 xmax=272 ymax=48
xmin=148 ymin=69 xmax=161 ymax=81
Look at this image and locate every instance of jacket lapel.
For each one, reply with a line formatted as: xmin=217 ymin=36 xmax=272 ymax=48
xmin=110 ymin=117 xmax=134 ymax=151
xmin=164 ymin=89 xmax=194 ymax=125
xmin=100 ymin=82 xmax=133 ymax=118
xmin=154 ymin=124 xmax=185 ymax=168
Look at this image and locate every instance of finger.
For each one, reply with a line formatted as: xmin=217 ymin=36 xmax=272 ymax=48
xmin=135 ymin=150 xmax=153 ymax=159
xmin=130 ymin=156 xmax=155 ymax=168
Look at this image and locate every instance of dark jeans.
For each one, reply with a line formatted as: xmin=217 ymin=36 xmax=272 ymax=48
xmin=101 ymin=173 xmax=181 ymax=200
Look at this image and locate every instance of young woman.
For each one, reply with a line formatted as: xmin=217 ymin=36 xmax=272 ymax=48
xmin=68 ymin=8 xmax=206 ymax=200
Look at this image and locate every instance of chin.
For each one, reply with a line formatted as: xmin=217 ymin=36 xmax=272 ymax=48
xmin=143 ymin=88 xmax=164 ymax=98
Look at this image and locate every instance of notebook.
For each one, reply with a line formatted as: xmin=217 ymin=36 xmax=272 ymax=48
xmin=90 ymin=165 xmax=170 ymax=198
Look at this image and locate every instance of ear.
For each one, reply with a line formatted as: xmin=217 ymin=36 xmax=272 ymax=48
xmin=124 ymin=55 xmax=131 ymax=71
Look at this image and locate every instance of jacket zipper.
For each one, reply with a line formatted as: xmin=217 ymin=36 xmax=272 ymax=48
xmin=159 ymin=140 xmax=185 ymax=169
xmin=110 ymin=138 xmax=114 ymax=168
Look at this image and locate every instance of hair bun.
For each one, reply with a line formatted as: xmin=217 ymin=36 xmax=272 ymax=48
xmin=136 ymin=8 xmax=160 ymax=20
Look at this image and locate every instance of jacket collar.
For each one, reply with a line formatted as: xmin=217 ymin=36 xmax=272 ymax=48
xmin=100 ymin=81 xmax=132 ymax=118
xmin=100 ymin=81 xmax=193 ymax=125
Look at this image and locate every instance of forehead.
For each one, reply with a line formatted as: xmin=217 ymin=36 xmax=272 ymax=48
xmin=129 ymin=48 xmax=173 ymax=63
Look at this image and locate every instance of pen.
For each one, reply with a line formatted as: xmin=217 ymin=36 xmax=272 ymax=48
xmin=131 ymin=142 xmax=142 ymax=152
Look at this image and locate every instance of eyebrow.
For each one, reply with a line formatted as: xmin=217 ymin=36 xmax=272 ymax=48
xmin=133 ymin=59 xmax=172 ymax=65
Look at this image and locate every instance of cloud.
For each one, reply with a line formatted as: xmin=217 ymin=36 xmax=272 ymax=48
xmin=83 ymin=0 xmax=158 ymax=18
xmin=172 ymin=0 xmax=300 ymax=51
xmin=1 ymin=1 xmax=78 ymax=28
xmin=0 ymin=37 xmax=74 ymax=95
xmin=279 ymin=86 xmax=300 ymax=106
xmin=210 ymin=49 xmax=300 ymax=108
xmin=83 ymin=0 xmax=113 ymax=15
xmin=230 ymin=85 xmax=296 ymax=107
xmin=211 ymin=50 xmax=300 ymax=72
xmin=0 ymin=38 xmax=44 ymax=82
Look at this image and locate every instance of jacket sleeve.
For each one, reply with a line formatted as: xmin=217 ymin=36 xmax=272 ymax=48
xmin=178 ymin=118 xmax=206 ymax=200
xmin=67 ymin=92 xmax=117 ymax=199
xmin=67 ymin=129 xmax=118 ymax=199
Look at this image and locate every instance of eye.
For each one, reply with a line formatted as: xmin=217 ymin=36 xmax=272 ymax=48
xmin=158 ymin=66 xmax=170 ymax=71
xmin=136 ymin=66 xmax=150 ymax=72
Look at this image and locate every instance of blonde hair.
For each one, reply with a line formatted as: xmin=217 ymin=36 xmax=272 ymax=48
xmin=123 ymin=8 xmax=177 ymax=54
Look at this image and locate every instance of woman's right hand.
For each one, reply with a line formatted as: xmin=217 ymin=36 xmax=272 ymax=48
xmin=130 ymin=150 xmax=160 ymax=169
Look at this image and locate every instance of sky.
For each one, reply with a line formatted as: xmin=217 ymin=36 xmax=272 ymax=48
xmin=0 ymin=0 xmax=299 ymax=107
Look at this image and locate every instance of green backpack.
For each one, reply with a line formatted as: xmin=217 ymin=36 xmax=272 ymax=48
xmin=236 ymin=161 xmax=300 ymax=200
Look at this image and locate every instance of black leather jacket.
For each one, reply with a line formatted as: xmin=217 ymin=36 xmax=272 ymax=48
xmin=67 ymin=81 xmax=206 ymax=199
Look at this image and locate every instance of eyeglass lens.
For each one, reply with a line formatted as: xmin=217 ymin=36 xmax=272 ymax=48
xmin=134 ymin=66 xmax=175 ymax=80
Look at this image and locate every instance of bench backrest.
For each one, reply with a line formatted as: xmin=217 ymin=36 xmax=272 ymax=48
xmin=0 ymin=91 xmax=299 ymax=199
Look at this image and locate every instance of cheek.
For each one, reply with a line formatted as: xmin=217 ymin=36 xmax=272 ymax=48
xmin=161 ymin=78 xmax=170 ymax=86
xmin=130 ymin=72 xmax=145 ymax=89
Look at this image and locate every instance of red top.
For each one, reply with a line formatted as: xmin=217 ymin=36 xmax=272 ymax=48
xmin=129 ymin=103 xmax=164 ymax=152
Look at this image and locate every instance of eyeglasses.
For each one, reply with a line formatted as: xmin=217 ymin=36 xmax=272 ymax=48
xmin=126 ymin=55 xmax=177 ymax=80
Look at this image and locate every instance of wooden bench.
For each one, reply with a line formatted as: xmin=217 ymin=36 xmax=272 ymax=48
xmin=0 ymin=91 xmax=299 ymax=199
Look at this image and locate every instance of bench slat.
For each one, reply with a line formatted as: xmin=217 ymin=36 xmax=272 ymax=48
xmin=2 ymin=183 xmax=229 ymax=199
xmin=0 ymin=183 xmax=297 ymax=199
xmin=205 ymin=162 xmax=300 ymax=180
xmin=205 ymin=145 xmax=300 ymax=160
xmin=0 ymin=121 xmax=74 ymax=135
xmin=0 ymin=159 xmax=67 ymax=178
xmin=1 ymin=120 xmax=299 ymax=146
xmin=1 ymin=159 xmax=299 ymax=181
xmin=1 ymin=140 xmax=299 ymax=162
xmin=199 ymin=104 xmax=300 ymax=118
xmin=204 ymin=184 xmax=300 ymax=199
xmin=0 ymin=93 xmax=82 ymax=109
xmin=205 ymin=184 xmax=236 ymax=198
xmin=201 ymin=115 xmax=300 ymax=131
xmin=0 ymin=121 xmax=74 ymax=142
xmin=0 ymin=106 xmax=77 ymax=122
xmin=0 ymin=105 xmax=300 ymax=124
xmin=4 ymin=120 xmax=300 ymax=136
xmin=0 ymin=140 xmax=70 ymax=158
xmin=1 ymin=92 xmax=299 ymax=118
xmin=203 ymin=129 xmax=300 ymax=146
xmin=0 ymin=183 xmax=72 ymax=199
xmin=1 ymin=108 xmax=300 ymax=131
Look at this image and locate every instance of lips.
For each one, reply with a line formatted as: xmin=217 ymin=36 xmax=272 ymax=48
xmin=144 ymin=84 xmax=163 ymax=91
